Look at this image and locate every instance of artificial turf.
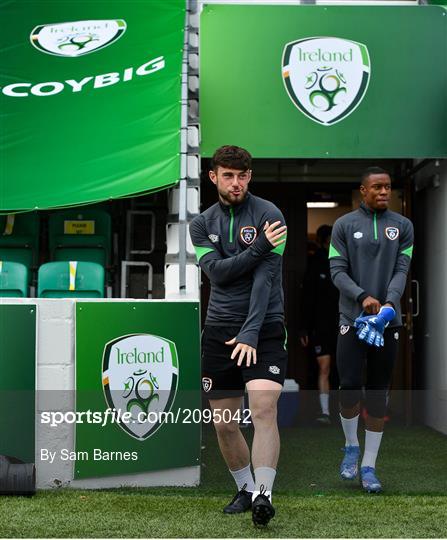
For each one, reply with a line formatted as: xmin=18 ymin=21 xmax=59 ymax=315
xmin=0 ymin=424 xmax=446 ymax=538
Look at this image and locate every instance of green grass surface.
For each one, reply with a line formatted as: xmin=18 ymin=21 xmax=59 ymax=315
xmin=0 ymin=425 xmax=446 ymax=538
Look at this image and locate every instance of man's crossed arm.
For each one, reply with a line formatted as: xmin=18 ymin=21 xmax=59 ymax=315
xmin=190 ymin=217 xmax=286 ymax=285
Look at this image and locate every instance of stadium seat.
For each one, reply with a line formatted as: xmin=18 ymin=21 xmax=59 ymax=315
xmin=48 ymin=209 xmax=111 ymax=267
xmin=38 ymin=261 xmax=105 ymax=298
xmin=0 ymin=261 xmax=29 ymax=297
xmin=0 ymin=212 xmax=40 ymax=270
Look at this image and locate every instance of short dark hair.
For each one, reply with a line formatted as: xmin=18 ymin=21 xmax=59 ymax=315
xmin=361 ymin=166 xmax=391 ymax=185
xmin=210 ymin=145 xmax=252 ymax=172
xmin=316 ymin=224 xmax=332 ymax=244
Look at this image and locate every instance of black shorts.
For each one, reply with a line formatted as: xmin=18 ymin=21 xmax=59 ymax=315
xmin=311 ymin=330 xmax=337 ymax=358
xmin=201 ymin=322 xmax=288 ymax=399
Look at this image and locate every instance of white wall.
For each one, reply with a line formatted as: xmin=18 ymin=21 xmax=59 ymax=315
xmin=414 ymin=161 xmax=447 ymax=434
xmin=307 ymin=205 xmax=352 ymax=235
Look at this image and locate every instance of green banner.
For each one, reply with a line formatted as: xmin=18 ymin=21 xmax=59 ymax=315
xmin=0 ymin=305 xmax=36 ymax=463
xmin=1 ymin=1 xmax=185 ymax=212
xmin=75 ymin=301 xmax=200 ymax=479
xmin=201 ymin=5 xmax=447 ymax=158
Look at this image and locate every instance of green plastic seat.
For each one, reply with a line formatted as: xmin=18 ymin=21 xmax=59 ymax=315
xmin=0 ymin=247 xmax=33 ymax=269
xmin=0 ymin=212 xmax=40 ymax=269
xmin=38 ymin=261 xmax=104 ymax=298
xmin=48 ymin=209 xmax=111 ymax=267
xmin=0 ymin=261 xmax=29 ymax=297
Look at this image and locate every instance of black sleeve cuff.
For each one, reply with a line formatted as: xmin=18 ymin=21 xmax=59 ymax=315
xmin=252 ymin=230 xmax=272 ymax=256
xmin=357 ymin=292 xmax=368 ymax=304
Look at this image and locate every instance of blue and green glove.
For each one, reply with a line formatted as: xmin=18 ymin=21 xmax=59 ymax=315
xmin=354 ymin=305 xmax=396 ymax=347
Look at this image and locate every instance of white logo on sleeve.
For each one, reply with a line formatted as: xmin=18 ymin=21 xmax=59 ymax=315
xmin=340 ymin=325 xmax=350 ymax=335
xmin=268 ymin=366 xmax=280 ymax=375
xmin=353 ymin=231 xmax=363 ymax=239
xmin=208 ymin=234 xmax=219 ymax=243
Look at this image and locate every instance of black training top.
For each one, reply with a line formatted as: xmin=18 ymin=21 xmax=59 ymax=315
xmin=329 ymin=202 xmax=414 ymax=327
xmin=189 ymin=192 xmax=286 ymax=348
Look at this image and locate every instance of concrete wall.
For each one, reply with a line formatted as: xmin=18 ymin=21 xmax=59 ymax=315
xmin=2 ymin=298 xmax=200 ymax=489
xmin=414 ymin=160 xmax=447 ymax=434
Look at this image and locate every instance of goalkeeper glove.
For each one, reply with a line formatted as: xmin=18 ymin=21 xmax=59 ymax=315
xmin=354 ymin=305 xmax=396 ymax=347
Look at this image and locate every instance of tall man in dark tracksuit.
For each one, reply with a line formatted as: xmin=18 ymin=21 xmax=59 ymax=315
xmin=189 ymin=146 xmax=287 ymax=527
xmin=329 ymin=167 xmax=413 ymax=493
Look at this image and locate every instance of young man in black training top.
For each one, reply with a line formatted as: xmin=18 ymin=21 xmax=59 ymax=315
xmin=189 ymin=146 xmax=287 ymax=526
xmin=329 ymin=167 xmax=413 ymax=493
xmin=300 ymin=225 xmax=339 ymax=424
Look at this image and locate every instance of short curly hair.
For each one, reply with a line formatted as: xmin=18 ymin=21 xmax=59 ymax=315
xmin=361 ymin=166 xmax=391 ymax=185
xmin=210 ymin=145 xmax=252 ymax=172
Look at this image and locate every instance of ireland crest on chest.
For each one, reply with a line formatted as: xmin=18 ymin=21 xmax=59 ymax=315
xmin=240 ymin=226 xmax=257 ymax=245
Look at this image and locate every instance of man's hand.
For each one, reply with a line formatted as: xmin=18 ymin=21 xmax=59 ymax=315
xmin=225 ymin=338 xmax=257 ymax=367
xmin=263 ymin=221 xmax=287 ymax=248
xmin=361 ymin=295 xmax=381 ymax=314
